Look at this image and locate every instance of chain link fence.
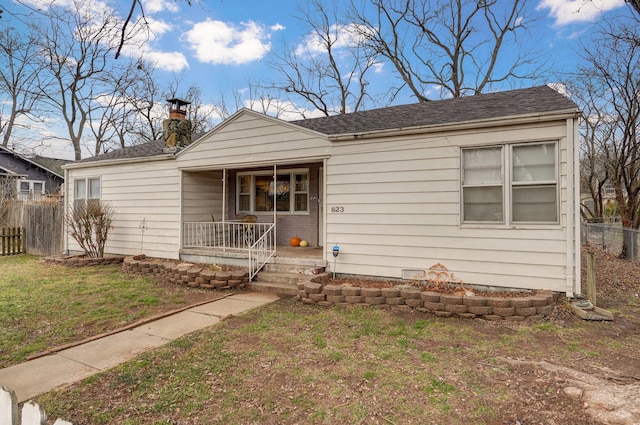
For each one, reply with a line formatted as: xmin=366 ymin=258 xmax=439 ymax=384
xmin=581 ymin=222 xmax=640 ymax=260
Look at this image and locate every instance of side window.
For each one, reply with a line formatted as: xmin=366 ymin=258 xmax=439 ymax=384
xmin=511 ymin=143 xmax=557 ymax=223
xmin=462 ymin=147 xmax=504 ymax=222
xmin=462 ymin=142 xmax=558 ymax=225
xmin=74 ymin=178 xmax=100 ymax=208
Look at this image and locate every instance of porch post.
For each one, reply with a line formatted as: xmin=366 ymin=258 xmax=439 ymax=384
xmin=273 ymin=165 xmax=277 ymax=245
xmin=222 ymin=168 xmax=227 ymax=252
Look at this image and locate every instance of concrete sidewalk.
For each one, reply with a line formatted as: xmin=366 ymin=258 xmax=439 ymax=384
xmin=0 ymin=292 xmax=280 ymax=403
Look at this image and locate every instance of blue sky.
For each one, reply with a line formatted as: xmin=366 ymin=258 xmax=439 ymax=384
xmin=1 ymin=0 xmax=633 ymax=158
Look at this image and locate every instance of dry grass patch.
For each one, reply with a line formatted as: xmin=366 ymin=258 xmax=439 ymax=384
xmin=0 ymin=255 xmax=220 ymax=368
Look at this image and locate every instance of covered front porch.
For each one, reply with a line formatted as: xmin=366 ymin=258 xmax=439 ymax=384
xmin=179 ymin=162 xmax=326 ymax=280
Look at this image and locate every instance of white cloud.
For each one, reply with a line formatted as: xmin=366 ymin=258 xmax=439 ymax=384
xmin=295 ymin=23 xmax=368 ymax=57
xmin=271 ymin=23 xmax=286 ymax=31
xmin=117 ymin=17 xmax=189 ymax=72
xmin=536 ymin=0 xmax=626 ymax=26
xmin=139 ymin=50 xmax=190 ymax=72
xmin=142 ymin=0 xmax=179 ymax=14
xmin=184 ymin=19 xmax=272 ymax=65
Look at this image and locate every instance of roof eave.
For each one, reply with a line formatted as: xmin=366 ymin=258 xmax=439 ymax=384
xmin=0 ymin=145 xmax=65 ymax=179
xmin=327 ymin=109 xmax=581 ymax=141
xmin=63 ymin=154 xmax=175 ymax=170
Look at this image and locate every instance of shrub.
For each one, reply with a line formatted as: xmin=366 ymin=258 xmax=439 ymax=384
xmin=66 ymin=201 xmax=115 ymax=258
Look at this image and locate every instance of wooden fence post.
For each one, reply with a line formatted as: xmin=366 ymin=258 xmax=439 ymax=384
xmin=586 ymin=251 xmax=597 ymax=306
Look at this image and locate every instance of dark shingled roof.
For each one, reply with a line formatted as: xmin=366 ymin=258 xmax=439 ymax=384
xmin=75 ymin=86 xmax=577 ymax=164
xmin=291 ymin=85 xmax=578 ymax=135
xmin=77 ymin=140 xmax=168 ymax=163
xmin=30 ymin=155 xmax=71 ymax=176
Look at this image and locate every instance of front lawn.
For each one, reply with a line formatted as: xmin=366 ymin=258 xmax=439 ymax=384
xmin=0 ymin=255 xmax=219 ymax=368
xmin=36 ymin=297 xmax=640 ymax=424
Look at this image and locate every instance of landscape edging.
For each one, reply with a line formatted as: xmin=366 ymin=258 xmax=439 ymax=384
xmin=295 ymin=273 xmax=559 ymax=320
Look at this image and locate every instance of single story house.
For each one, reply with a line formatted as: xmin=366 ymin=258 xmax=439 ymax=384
xmin=0 ymin=145 xmax=66 ymax=200
xmin=63 ymin=85 xmax=582 ymax=296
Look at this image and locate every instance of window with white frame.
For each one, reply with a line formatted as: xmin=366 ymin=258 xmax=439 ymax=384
xmin=17 ymin=180 xmax=46 ymax=195
xmin=462 ymin=142 xmax=558 ymax=224
xmin=74 ymin=177 xmax=100 ymax=208
xmin=237 ymin=170 xmax=309 ymax=214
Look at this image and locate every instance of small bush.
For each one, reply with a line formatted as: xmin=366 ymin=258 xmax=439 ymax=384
xmin=67 ymin=201 xmax=115 ymax=258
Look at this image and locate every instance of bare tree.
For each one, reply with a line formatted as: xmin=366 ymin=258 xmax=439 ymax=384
xmin=567 ymin=77 xmax=615 ymax=221
xmin=349 ymin=0 xmax=543 ymax=101
xmin=627 ymin=0 xmax=640 ymax=16
xmin=0 ymin=173 xmax=18 ymax=227
xmin=270 ymin=0 xmax=384 ymax=116
xmin=33 ymin=0 xmax=142 ymax=160
xmin=164 ymin=76 xmax=217 ymax=134
xmin=0 ymin=26 xmax=45 ymax=148
xmin=576 ymin=16 xmax=640 ymax=257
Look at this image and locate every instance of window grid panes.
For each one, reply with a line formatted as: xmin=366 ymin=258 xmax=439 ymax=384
xmin=238 ymin=171 xmax=309 ymax=214
xmin=238 ymin=175 xmax=251 ymax=212
xmin=294 ymin=173 xmax=308 ymax=212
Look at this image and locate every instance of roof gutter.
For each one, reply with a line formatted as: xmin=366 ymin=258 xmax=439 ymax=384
xmin=327 ymin=109 xmax=581 ymax=142
xmin=62 ymin=154 xmax=176 ymax=170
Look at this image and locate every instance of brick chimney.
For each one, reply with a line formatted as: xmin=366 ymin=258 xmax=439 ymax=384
xmin=163 ymin=98 xmax=193 ymax=152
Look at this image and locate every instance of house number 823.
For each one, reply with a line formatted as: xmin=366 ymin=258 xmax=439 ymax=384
xmin=331 ymin=206 xmax=344 ymax=213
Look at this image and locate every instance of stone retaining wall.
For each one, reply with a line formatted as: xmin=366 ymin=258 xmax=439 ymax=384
xmin=44 ymin=255 xmax=125 ymax=267
xmin=298 ymin=279 xmax=559 ymax=321
xmin=122 ymin=255 xmax=249 ymax=289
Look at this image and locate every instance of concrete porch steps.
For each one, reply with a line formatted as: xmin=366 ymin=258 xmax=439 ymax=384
xmin=248 ymin=270 xmax=306 ymax=296
xmin=248 ymin=280 xmax=299 ymax=296
xmin=249 ymin=260 xmax=326 ymax=296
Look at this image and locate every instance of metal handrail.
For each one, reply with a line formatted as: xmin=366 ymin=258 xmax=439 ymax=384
xmin=248 ymin=223 xmax=276 ymax=281
xmin=182 ymin=221 xmax=276 ymax=280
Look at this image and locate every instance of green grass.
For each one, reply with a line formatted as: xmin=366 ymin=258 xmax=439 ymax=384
xmin=0 ymin=255 xmax=215 ymax=368
xmin=33 ymin=297 xmax=640 ymax=424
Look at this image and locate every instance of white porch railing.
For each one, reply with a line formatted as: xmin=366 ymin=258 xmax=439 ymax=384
xmin=182 ymin=221 xmax=276 ymax=280
xmin=249 ymin=223 xmax=275 ymax=281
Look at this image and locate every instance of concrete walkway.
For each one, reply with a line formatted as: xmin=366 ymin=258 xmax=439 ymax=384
xmin=0 ymin=292 xmax=280 ymax=403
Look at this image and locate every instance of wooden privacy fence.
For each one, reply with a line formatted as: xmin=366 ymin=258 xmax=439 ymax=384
xmin=0 ymin=387 xmax=72 ymax=425
xmin=23 ymin=202 xmax=64 ymax=256
xmin=0 ymin=227 xmax=23 ymax=256
xmin=0 ymin=201 xmax=64 ymax=256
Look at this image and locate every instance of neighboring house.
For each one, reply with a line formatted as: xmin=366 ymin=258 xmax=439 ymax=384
xmin=0 ymin=145 xmax=66 ymax=200
xmin=63 ymin=85 xmax=582 ymax=296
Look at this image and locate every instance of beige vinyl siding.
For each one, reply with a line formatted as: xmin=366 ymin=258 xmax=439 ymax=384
xmin=66 ymin=160 xmax=181 ymax=259
xmin=325 ymin=120 xmax=570 ymax=292
xmin=182 ymin=171 xmax=223 ymax=222
xmin=177 ymin=111 xmax=331 ymax=170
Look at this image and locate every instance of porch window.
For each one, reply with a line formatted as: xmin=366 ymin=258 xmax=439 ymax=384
xmin=237 ymin=170 xmax=309 ymax=214
xmin=74 ymin=177 xmax=100 ymax=209
xmin=462 ymin=142 xmax=558 ymax=224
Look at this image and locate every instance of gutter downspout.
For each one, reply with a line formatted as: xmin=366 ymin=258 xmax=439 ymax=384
xmin=566 ymin=117 xmax=577 ymax=297
xmin=273 ymin=164 xmax=277 ymax=247
xmin=572 ymin=117 xmax=581 ymax=296
xmin=64 ymin=168 xmax=69 ymax=255
xmin=322 ymin=158 xmax=327 ymax=262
